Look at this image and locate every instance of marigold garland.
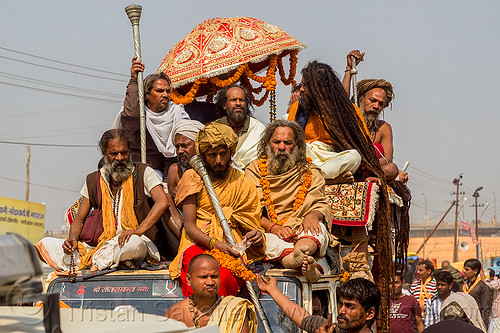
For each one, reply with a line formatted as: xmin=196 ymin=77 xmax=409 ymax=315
xmin=277 ymin=50 xmax=298 ymax=86
xmin=170 ymin=78 xmax=206 ymax=105
xmin=209 ymin=63 xmax=247 ymax=87
xmin=258 ymin=155 xmax=312 ymax=227
xmin=170 ymin=52 xmax=297 ymax=114
xmin=207 ymin=248 xmax=256 ymax=281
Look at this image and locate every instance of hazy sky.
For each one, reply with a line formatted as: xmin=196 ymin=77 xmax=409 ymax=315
xmin=1 ymin=1 xmax=499 ymax=231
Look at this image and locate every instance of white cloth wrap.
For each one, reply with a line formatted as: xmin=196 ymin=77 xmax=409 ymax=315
xmin=265 ymin=222 xmax=329 ymax=260
xmin=92 ymin=234 xmax=160 ymax=270
xmin=112 ymin=102 xmax=190 ymax=157
xmin=36 ymin=235 xmax=160 ymax=271
xmin=232 ymin=117 xmax=266 ymax=169
xmin=170 ymin=119 xmax=205 ymax=144
xmin=306 ymin=141 xmax=361 ymax=179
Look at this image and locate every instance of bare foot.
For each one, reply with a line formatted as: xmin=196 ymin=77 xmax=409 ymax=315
xmin=325 ymin=171 xmax=354 ymax=185
xmin=282 ymin=246 xmax=309 ymax=269
xmin=302 ymin=251 xmax=321 ymax=282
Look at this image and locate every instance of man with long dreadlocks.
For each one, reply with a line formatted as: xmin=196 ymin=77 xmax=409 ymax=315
xmin=288 ymin=60 xmax=395 ymax=332
xmin=342 ymin=50 xmax=408 ymax=184
xmin=356 ymin=79 xmax=408 ymax=184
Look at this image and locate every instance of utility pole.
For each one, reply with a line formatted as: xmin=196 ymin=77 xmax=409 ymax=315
xmin=423 ymin=193 xmax=428 ymax=258
xmin=25 ymin=145 xmax=30 ymax=201
xmin=472 ymin=187 xmax=484 ymax=260
xmin=452 ymin=174 xmax=464 ymax=262
xmin=493 ymin=191 xmax=497 ymax=224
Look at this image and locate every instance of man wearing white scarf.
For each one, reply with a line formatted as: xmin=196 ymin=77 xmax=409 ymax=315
xmin=117 ymin=56 xmax=190 ymax=181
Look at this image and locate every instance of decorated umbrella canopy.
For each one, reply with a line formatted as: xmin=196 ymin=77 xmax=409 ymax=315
xmin=157 ymin=17 xmax=306 ymax=121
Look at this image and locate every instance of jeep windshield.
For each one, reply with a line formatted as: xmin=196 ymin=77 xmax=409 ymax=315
xmin=47 ymin=272 xmax=303 ymax=333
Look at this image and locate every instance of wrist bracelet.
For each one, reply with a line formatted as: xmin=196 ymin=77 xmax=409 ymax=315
xmin=345 ymin=69 xmax=351 ymax=72
xmin=269 ymin=223 xmax=278 ymax=232
xmin=209 ymin=238 xmax=217 ymax=249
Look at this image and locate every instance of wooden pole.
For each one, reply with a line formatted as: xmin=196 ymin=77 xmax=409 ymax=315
xmin=416 ymin=201 xmax=456 ymax=254
xmin=25 ymin=145 xmax=30 ymax=201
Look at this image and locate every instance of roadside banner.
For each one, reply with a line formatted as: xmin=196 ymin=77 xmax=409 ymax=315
xmin=470 ymin=224 xmax=478 ymax=245
xmin=460 ymin=221 xmax=469 ymax=236
xmin=0 ymin=196 xmax=45 ymax=243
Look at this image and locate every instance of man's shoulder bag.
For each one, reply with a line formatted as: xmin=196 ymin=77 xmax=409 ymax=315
xmin=79 ymin=171 xmax=104 ymax=247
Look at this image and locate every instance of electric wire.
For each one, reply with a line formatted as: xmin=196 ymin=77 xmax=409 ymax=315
xmin=0 ymin=55 xmax=127 ymax=82
xmin=0 ymin=80 xmax=122 ymax=103
xmin=0 ymin=72 xmax=122 ymax=98
xmin=0 ymin=140 xmax=95 ymax=148
xmin=0 ymin=46 xmax=128 ymax=77
xmin=0 ymin=176 xmax=79 ymax=193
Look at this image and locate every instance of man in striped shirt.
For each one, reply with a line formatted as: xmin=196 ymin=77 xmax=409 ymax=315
xmin=410 ymin=260 xmax=437 ymax=318
xmin=424 ymin=270 xmax=454 ymax=327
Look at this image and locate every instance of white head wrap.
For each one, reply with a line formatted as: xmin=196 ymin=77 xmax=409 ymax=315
xmin=440 ymin=292 xmax=487 ymax=332
xmin=171 ymin=119 xmax=205 ymax=145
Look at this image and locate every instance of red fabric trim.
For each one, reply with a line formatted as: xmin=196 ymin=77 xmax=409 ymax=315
xmin=330 ymin=182 xmax=374 ymax=227
xmin=298 ymin=235 xmax=322 ymax=257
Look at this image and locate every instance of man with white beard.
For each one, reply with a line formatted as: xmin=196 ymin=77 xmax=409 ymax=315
xmin=245 ymin=120 xmax=332 ymax=282
xmin=36 ymin=129 xmax=169 ymax=271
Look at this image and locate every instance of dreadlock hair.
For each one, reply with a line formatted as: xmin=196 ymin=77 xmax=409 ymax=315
xmin=257 ymin=119 xmax=309 ymax=171
xmin=357 ymin=79 xmax=394 ymax=109
xmin=213 ymin=84 xmax=254 ymax=118
xmin=301 ymin=60 xmax=393 ymax=332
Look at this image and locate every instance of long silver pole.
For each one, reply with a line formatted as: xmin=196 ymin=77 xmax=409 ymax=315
xmin=125 ymin=4 xmax=146 ymax=163
xmin=350 ymin=55 xmax=359 ymax=105
xmin=190 ymin=155 xmax=273 ymax=333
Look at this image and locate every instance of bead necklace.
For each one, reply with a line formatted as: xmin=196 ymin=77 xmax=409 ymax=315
xmin=112 ymin=187 xmax=121 ymax=226
xmin=68 ymin=253 xmax=76 ymax=282
xmin=188 ymin=295 xmax=222 ymax=328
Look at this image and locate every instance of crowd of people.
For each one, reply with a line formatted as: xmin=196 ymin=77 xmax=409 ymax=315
xmin=389 ymin=258 xmax=500 ymax=332
xmin=33 ymin=49 xmax=437 ymax=333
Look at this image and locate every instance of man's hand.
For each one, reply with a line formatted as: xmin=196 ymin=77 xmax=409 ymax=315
xmin=62 ymin=237 xmax=78 ymax=254
xmin=214 ymin=240 xmax=241 ymax=257
xmin=315 ymin=323 xmax=335 ymax=333
xmin=346 ymin=50 xmax=365 ymax=69
xmin=398 ymin=170 xmax=409 ymax=185
xmin=118 ymin=229 xmax=141 ymax=247
xmin=130 ymin=56 xmax=145 ymax=80
xmin=256 ymin=274 xmax=279 ymax=294
xmin=365 ymin=176 xmax=382 ymax=186
xmin=245 ymin=229 xmax=264 ymax=247
xmin=289 ymin=90 xmax=300 ymax=105
xmin=298 ymin=214 xmax=321 ymax=236
xmin=271 ymin=225 xmax=294 ymax=240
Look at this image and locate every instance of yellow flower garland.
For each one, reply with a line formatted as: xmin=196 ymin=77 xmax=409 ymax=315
xmin=170 ymin=78 xmax=206 ymax=105
xmin=258 ymin=155 xmax=313 ymax=227
xmin=170 ymin=52 xmax=296 ymax=107
xmin=207 ymin=248 xmax=256 ymax=281
xmin=277 ymin=50 xmax=298 ymax=86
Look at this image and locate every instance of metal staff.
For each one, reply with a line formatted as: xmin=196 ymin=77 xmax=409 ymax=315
xmin=350 ymin=55 xmax=359 ymax=106
xmin=190 ymin=155 xmax=273 ymax=333
xmin=125 ymin=4 xmax=146 ymax=163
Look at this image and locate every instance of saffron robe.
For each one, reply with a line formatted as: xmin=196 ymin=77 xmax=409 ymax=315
xmin=169 ymin=167 xmax=265 ymax=279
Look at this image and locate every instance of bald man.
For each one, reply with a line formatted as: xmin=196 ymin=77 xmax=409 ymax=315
xmin=165 ymin=254 xmax=257 ymax=332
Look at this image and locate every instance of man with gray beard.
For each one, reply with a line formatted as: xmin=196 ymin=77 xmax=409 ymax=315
xmin=356 ymin=78 xmax=408 ymax=183
xmin=245 ymin=120 xmax=332 ymax=281
xmin=214 ymin=84 xmax=266 ymax=169
xmin=36 ymin=129 xmax=169 ymax=272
